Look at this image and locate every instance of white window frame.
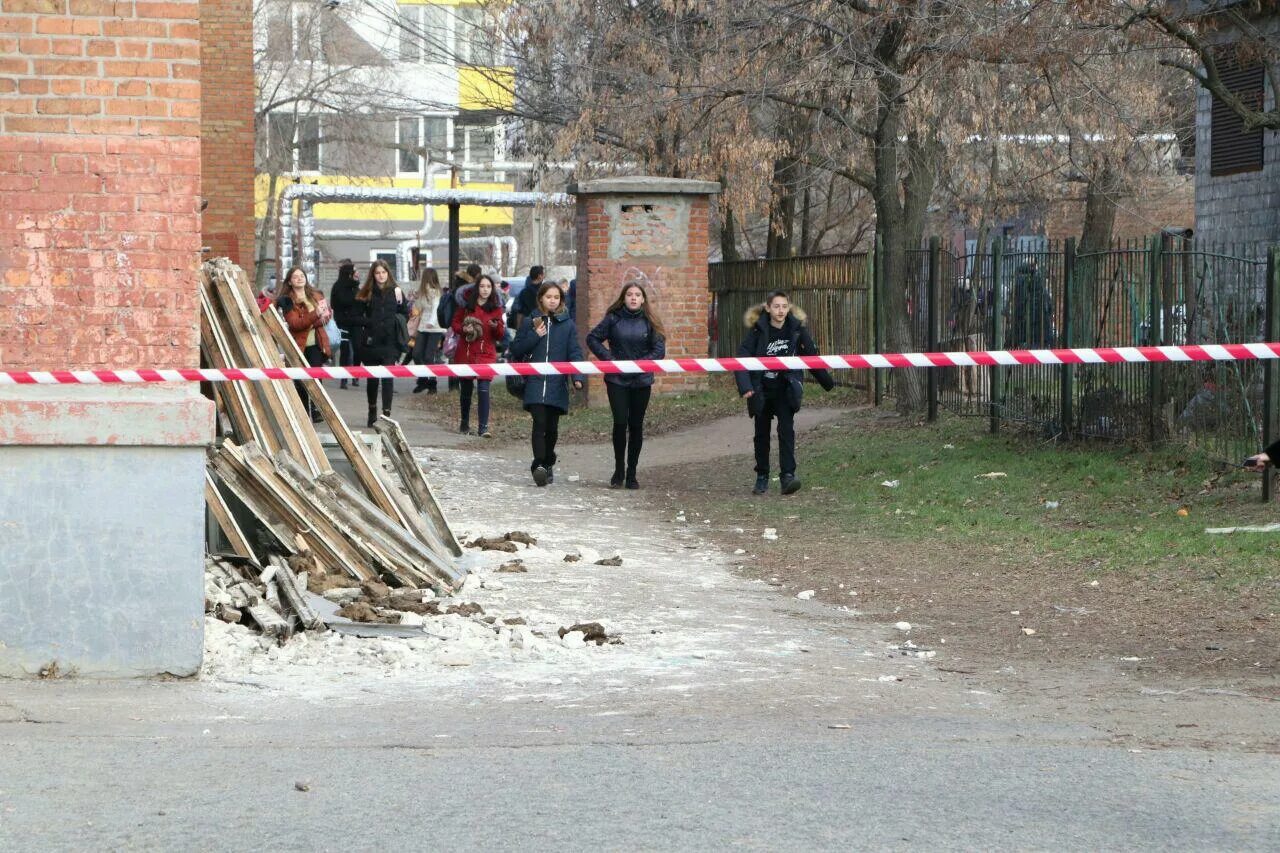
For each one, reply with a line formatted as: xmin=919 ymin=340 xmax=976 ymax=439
xmin=454 ymin=4 xmax=491 ymax=67
xmin=269 ymin=112 xmax=322 ymax=175
xmin=459 ymin=121 xmax=503 ymax=183
xmin=398 ymin=3 xmax=453 ymax=65
xmin=396 ymin=115 xmax=454 ymax=177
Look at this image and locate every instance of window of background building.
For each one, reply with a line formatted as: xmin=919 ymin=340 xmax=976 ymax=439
xmin=398 ymin=117 xmax=420 ymax=173
xmin=396 ymin=116 xmax=453 ymax=175
xmin=1209 ymin=55 xmax=1265 ymax=177
xmin=455 ymin=5 xmax=492 ymax=66
xmin=269 ymin=113 xmax=321 ymax=173
xmin=399 ymin=3 xmax=452 ymax=64
xmin=459 ymin=122 xmax=499 ymax=182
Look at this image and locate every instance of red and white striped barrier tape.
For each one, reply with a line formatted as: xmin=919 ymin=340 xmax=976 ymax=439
xmin=2 ymin=343 xmax=1280 ymax=385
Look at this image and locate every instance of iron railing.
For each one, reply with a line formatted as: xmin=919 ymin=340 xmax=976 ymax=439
xmin=709 ymin=238 xmax=1280 ymax=489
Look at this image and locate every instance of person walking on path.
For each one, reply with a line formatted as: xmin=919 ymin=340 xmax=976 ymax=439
xmin=586 ymin=278 xmax=666 ymax=489
xmin=355 ymin=259 xmax=410 ymax=427
xmin=508 ymin=264 xmax=545 ymax=332
xmin=329 ymin=259 xmax=363 ymax=389
xmin=735 ymin=291 xmax=834 ymax=495
xmin=450 ymin=273 xmax=505 ymax=436
xmin=509 ymin=282 xmax=584 ymax=487
xmin=276 ymin=266 xmax=332 ymax=423
xmin=409 ymin=268 xmax=446 ymax=395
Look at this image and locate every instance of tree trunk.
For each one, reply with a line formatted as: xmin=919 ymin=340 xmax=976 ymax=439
xmin=800 ymin=182 xmax=811 ymax=256
xmin=1075 ymin=166 xmax=1121 ymax=345
xmin=720 ymin=200 xmax=740 ymax=262
xmin=767 ymin=156 xmax=796 ymax=258
xmin=254 ymin=171 xmax=281 ymax=294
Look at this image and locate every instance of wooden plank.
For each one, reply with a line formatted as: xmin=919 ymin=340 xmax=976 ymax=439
xmin=245 ymin=603 xmax=290 ymax=639
xmin=375 ymin=417 xmax=463 ymax=557
xmin=256 ymin=302 xmax=413 ymax=527
xmin=268 ymin=555 xmax=325 ymax=630
xmin=217 ymin=442 xmax=376 ymax=583
xmin=206 ymin=262 xmax=329 ymax=476
xmin=311 ymin=470 xmax=459 ymax=591
xmin=268 ymin=453 xmax=432 ymax=589
xmin=204 ymin=470 xmax=256 ymax=559
xmin=301 ymin=463 xmax=463 ymax=591
xmin=200 ymin=287 xmax=273 ymax=452
xmin=207 ymin=453 xmax=299 ymax=557
xmin=203 ymin=274 xmax=309 ymax=465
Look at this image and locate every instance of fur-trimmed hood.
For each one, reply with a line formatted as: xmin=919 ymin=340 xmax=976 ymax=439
xmin=744 ymin=302 xmax=807 ymax=329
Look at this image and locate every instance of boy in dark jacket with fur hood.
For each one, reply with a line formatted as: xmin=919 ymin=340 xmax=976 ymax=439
xmin=734 ymin=291 xmax=834 ymax=495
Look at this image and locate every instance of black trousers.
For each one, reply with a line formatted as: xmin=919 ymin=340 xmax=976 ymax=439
xmin=294 ymin=344 xmax=326 ymax=415
xmin=459 ymin=378 xmax=491 ymax=430
xmin=363 ymin=350 xmax=396 ymax=411
xmin=528 ymin=403 xmax=561 ymax=469
xmin=337 ymin=331 xmax=356 ymax=371
xmin=607 ymin=383 xmax=651 ymax=473
xmin=412 ymin=331 xmax=443 ymax=388
xmin=753 ymin=384 xmax=796 ymax=477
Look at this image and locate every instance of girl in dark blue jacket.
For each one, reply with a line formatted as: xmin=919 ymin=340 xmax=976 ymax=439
xmin=587 ymin=281 xmax=667 ymax=488
xmin=509 ymin=282 xmax=585 ymax=487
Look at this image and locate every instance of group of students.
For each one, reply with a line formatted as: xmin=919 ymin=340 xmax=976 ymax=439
xmin=269 ymin=261 xmax=831 ymax=494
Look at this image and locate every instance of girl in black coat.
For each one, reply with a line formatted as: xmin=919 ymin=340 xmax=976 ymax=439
xmin=355 ymin=259 xmax=409 ymax=426
xmin=586 ymin=280 xmax=666 ymax=488
xmin=734 ymin=291 xmax=834 ymax=495
xmin=329 ymin=259 xmax=362 ymax=389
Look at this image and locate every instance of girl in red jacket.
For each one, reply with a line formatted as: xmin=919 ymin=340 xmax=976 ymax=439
xmin=450 ymin=273 xmax=505 ymax=436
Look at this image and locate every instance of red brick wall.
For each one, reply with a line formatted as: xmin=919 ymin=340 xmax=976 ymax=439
xmin=199 ymin=0 xmax=253 ymax=269
xmin=0 ymin=0 xmax=201 ymax=372
xmin=1042 ymin=175 xmax=1195 ymax=242
xmin=576 ymin=193 xmax=712 ymax=396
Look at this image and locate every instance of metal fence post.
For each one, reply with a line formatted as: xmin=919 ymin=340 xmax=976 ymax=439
xmin=1060 ymin=238 xmax=1075 ymax=440
xmin=990 ymin=239 xmax=1003 ymax=434
xmin=1147 ymin=235 xmax=1163 ymax=444
xmin=927 ymin=236 xmax=940 ymax=422
xmin=873 ymin=234 xmax=884 ymax=406
xmin=865 ymin=251 xmax=876 ymax=403
xmin=1264 ymin=247 xmax=1279 ymax=501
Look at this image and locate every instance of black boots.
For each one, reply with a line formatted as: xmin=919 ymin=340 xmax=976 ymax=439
xmin=610 ymin=467 xmax=624 ymax=489
xmin=367 ymin=406 xmax=377 ymax=428
xmin=752 ymin=474 xmax=768 ymax=495
xmin=780 ymin=475 xmax=801 ymax=495
xmin=532 ymin=465 xmax=549 ymax=487
xmin=625 ymin=467 xmax=639 ymax=490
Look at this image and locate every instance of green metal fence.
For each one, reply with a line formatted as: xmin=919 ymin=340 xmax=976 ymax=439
xmin=709 ymin=238 xmax=1280 ymax=489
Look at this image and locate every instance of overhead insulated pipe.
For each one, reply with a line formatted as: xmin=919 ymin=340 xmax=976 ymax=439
xmin=277 ymin=185 xmax=571 ymax=281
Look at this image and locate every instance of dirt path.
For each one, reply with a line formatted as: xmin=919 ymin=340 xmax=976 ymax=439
xmin=317 ymin=384 xmax=1278 ymax=748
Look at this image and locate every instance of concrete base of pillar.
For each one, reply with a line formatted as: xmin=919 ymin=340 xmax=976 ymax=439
xmin=0 ymin=387 xmax=213 ymax=678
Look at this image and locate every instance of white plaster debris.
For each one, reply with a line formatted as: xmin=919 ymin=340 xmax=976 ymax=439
xmin=796 ymin=590 xmax=816 ymax=601
xmin=894 ymin=621 xmax=912 ymax=632
xmin=762 ymin=528 xmax=779 ymax=541
xmin=201 ymin=448 xmax=922 ymax=703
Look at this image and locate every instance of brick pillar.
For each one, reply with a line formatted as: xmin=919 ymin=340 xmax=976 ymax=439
xmin=572 ymin=177 xmax=719 ymax=401
xmin=0 ymin=0 xmax=214 ymax=677
xmin=199 ymin=0 xmax=254 ymax=269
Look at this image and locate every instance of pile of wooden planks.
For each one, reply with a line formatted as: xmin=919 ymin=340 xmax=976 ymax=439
xmin=201 ymin=259 xmax=463 ymax=636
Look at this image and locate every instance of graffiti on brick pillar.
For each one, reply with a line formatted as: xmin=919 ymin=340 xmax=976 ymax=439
xmin=620 ymin=266 xmax=666 ymax=303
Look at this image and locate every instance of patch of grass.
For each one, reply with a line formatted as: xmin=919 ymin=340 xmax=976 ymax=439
xmin=722 ymin=412 xmax=1280 ymax=590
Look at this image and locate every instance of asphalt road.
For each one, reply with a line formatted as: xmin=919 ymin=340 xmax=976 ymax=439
xmin=2 ymin=382 xmax=1276 ymax=851
xmin=2 ymin=679 xmax=1277 ymax=850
